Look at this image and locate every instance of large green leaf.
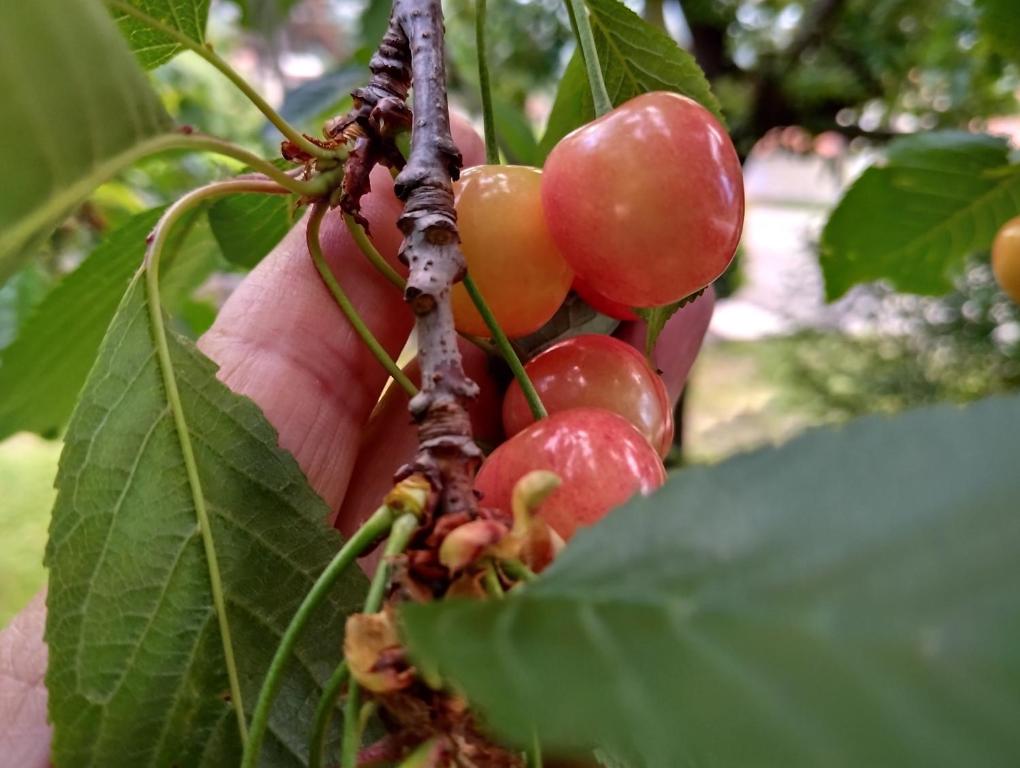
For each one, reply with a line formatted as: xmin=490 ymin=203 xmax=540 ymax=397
xmin=821 ymin=132 xmax=1020 ymax=299
xmin=0 ymin=208 xmax=219 ymax=441
xmin=46 ymin=277 xmax=367 ymax=766
xmin=539 ymin=0 xmax=721 ymax=158
xmin=208 ymin=193 xmax=296 ymax=269
xmin=0 ymin=0 xmax=174 ymax=283
xmin=110 ymin=0 xmax=211 ymax=70
xmin=404 ymin=395 xmax=1020 ymax=767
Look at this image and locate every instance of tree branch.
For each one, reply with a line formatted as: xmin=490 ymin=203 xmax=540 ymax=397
xmin=338 ymin=0 xmax=481 ymax=520
xmin=393 ymin=0 xmax=481 ymax=518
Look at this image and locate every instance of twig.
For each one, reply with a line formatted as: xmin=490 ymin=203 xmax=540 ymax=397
xmin=367 ymin=0 xmax=485 ymax=518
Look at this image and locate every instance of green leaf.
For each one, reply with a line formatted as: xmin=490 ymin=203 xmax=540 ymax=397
xmin=540 ymin=53 xmax=593 ymax=160
xmin=208 ymin=193 xmax=295 ymax=269
xmin=0 ymin=263 xmax=52 ymax=349
xmin=0 ymin=208 xmax=218 ymax=441
xmin=821 ymin=132 xmax=1020 ymax=299
xmin=275 ymin=66 xmax=364 ymax=134
xmin=358 ymin=0 xmax=393 ymax=51
xmin=540 ymin=0 xmax=721 ymax=158
xmin=977 ymin=0 xmax=1020 ymax=63
xmin=0 ymin=0 xmax=175 ymax=284
xmin=492 ymin=100 xmax=541 ymax=167
xmin=46 ymin=277 xmax=367 ymax=766
xmin=633 ymin=288 xmax=705 ymax=357
xmin=110 ymin=0 xmax=211 ymax=70
xmin=403 ymin=395 xmax=1020 ymax=766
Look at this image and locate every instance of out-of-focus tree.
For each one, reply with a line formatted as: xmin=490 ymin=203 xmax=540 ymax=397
xmin=669 ymin=0 xmax=1016 ymax=154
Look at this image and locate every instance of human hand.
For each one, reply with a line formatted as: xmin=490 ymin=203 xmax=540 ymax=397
xmin=0 ymin=188 xmax=714 ymax=765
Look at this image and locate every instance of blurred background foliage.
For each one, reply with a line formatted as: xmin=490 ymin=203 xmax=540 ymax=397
xmin=1 ymin=0 xmax=1019 ymax=622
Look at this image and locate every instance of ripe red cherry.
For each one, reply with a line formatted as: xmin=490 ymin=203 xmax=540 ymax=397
xmin=542 ymin=91 xmax=743 ymax=308
xmin=474 ymin=407 xmax=666 ymax=540
xmin=451 ymin=165 xmax=574 ymax=338
xmin=573 ymin=275 xmax=638 ymax=321
xmin=503 ymin=334 xmax=673 ymax=456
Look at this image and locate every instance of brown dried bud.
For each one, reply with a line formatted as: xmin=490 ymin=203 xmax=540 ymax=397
xmin=386 ymin=473 xmax=433 ymax=518
xmin=489 ymin=470 xmax=563 ymax=572
xmin=438 ymin=519 xmax=509 ymax=574
xmin=344 ymin=612 xmax=415 ymax=693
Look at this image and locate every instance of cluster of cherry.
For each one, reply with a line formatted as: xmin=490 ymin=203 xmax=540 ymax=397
xmin=352 ymin=91 xmax=744 ymax=544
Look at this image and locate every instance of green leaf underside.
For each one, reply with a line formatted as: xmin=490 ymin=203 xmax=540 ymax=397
xmin=821 ymin=131 xmax=1020 ymax=299
xmin=540 ymin=0 xmax=721 ymax=158
xmin=45 ymin=277 xmax=368 ymax=767
xmin=0 ymin=208 xmax=220 ymax=441
xmin=208 ymin=193 xmax=295 ymax=269
xmin=110 ymin=0 xmax=211 ymax=70
xmin=404 ymin=395 xmax=1020 ymax=767
xmin=0 ymin=0 xmax=174 ymax=284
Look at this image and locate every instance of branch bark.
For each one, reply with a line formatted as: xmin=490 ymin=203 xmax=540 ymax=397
xmin=339 ymin=0 xmax=481 ymax=519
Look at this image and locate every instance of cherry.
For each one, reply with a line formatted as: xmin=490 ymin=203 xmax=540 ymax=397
xmin=474 ymin=407 xmax=666 ymax=540
xmin=992 ymin=215 xmax=1020 ymax=303
xmin=541 ymin=91 xmax=743 ymax=308
xmin=451 ymin=165 xmax=574 ymax=338
xmin=450 ymin=110 xmax=487 ymax=168
xmin=503 ymin=334 xmax=673 ymax=456
xmin=573 ymin=275 xmax=638 ymax=321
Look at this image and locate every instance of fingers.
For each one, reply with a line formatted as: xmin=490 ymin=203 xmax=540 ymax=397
xmin=614 ymin=285 xmax=715 ymax=405
xmin=0 ymin=591 xmax=50 ymax=768
xmin=198 ymin=169 xmax=413 ymax=513
xmin=336 ymin=342 xmax=503 ymax=538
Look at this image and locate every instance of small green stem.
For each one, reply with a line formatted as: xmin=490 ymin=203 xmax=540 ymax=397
xmin=308 ymin=661 xmax=349 ymax=768
xmin=241 ymin=505 xmax=398 ymax=768
xmin=483 ymin=562 xmax=505 ymax=598
xmin=343 ymin=213 xmax=406 ymax=290
xmin=501 ymin=558 xmax=536 ymax=583
xmin=475 ymin=0 xmax=499 ymax=164
xmin=105 ymin=0 xmax=336 ymax=160
xmin=153 ymin=132 xmax=339 ymax=196
xmin=144 ymin=180 xmax=287 ymax=747
xmin=341 ymin=513 xmax=419 ymax=768
xmin=566 ymin=0 xmax=612 ymax=116
xmin=528 ymin=731 xmax=544 ymax=768
xmin=307 ymin=204 xmax=418 ymax=398
xmin=463 ymin=274 xmax=546 ymax=420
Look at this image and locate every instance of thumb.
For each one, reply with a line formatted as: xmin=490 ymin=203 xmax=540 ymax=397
xmin=198 ymin=171 xmax=413 ymax=513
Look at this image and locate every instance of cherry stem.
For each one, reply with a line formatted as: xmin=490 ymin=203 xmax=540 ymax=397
xmin=529 ymin=731 xmax=544 ymax=768
xmin=105 ymin=0 xmax=338 ymax=161
xmin=340 ymin=513 xmax=419 ymax=768
xmin=475 ymin=0 xmax=500 ymax=164
xmin=241 ymin=505 xmax=399 ymax=768
xmin=566 ymin=0 xmax=612 ymax=116
xmin=307 ymin=202 xmax=418 ymax=398
xmin=144 ymin=179 xmax=288 ymax=749
xmin=483 ymin=561 xmax=505 ymax=597
xmin=501 ymin=558 xmax=536 ymax=583
xmin=343 ymin=213 xmax=407 ymax=290
xmin=308 ymin=661 xmax=349 ymax=768
xmin=463 ymin=274 xmax=548 ymax=421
